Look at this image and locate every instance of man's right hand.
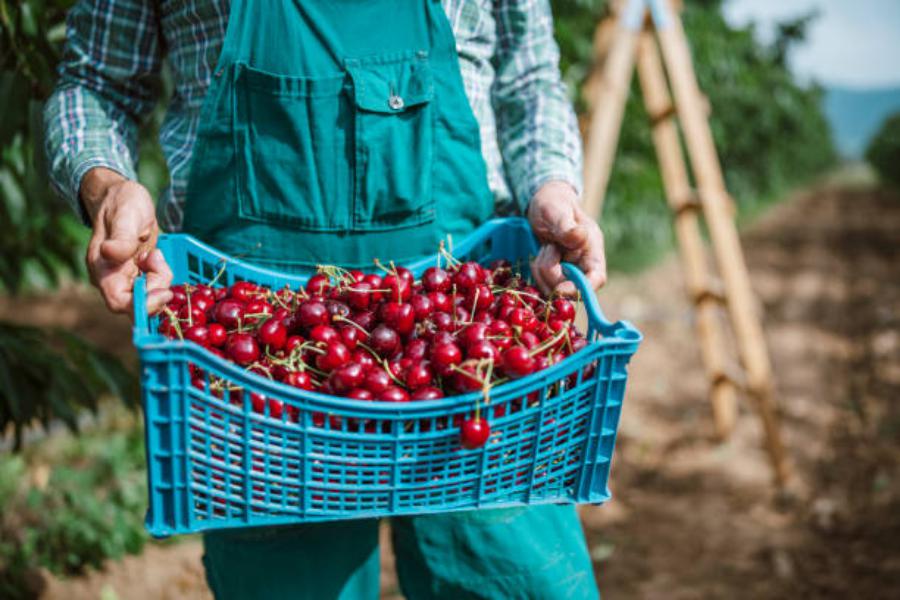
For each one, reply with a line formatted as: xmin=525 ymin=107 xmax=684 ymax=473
xmin=81 ymin=167 xmax=173 ymax=315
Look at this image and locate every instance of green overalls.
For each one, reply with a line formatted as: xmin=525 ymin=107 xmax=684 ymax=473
xmin=183 ymin=0 xmax=599 ymax=597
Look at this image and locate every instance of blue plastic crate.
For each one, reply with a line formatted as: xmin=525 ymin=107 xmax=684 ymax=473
xmin=133 ymin=218 xmax=641 ymax=537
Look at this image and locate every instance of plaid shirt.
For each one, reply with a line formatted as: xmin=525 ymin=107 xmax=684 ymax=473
xmin=44 ymin=0 xmax=582 ymax=230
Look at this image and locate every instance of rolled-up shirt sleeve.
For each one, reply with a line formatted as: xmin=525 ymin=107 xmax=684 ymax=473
xmin=491 ymin=0 xmax=583 ymax=212
xmin=43 ymin=0 xmax=162 ymax=224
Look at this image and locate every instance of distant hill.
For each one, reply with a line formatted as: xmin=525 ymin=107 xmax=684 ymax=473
xmin=825 ymin=86 xmax=900 ymax=158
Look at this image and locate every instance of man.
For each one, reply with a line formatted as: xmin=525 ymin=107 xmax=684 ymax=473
xmin=45 ymin=1 xmax=607 ymax=598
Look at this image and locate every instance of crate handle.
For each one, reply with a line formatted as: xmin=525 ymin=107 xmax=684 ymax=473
xmin=561 ymin=262 xmax=613 ymax=331
xmin=132 ymin=273 xmax=150 ymax=343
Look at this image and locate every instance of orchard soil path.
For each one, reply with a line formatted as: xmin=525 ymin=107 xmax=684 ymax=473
xmin=11 ymin=179 xmax=898 ymax=599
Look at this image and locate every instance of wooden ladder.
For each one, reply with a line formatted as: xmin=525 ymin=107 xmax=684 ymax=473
xmin=581 ymin=0 xmax=789 ymax=485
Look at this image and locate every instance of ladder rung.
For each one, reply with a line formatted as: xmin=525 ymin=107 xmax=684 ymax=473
xmin=692 ymin=279 xmax=726 ymax=305
xmin=710 ymin=365 xmax=746 ymax=392
xmin=671 ymin=192 xmax=701 ymax=216
xmin=649 ymin=103 xmax=677 ymax=126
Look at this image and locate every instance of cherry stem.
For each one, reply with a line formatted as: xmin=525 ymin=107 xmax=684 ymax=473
xmin=161 ymin=306 xmax=184 ymax=340
xmin=207 ymin=259 xmax=229 ymax=288
xmin=333 ymin=315 xmax=370 ymax=337
xmin=530 ymin=328 xmax=570 ymax=357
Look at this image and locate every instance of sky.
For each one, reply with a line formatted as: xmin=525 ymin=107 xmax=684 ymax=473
xmin=722 ymin=0 xmax=900 ymax=89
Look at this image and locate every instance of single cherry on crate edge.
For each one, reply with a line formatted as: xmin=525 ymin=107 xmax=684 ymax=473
xmin=461 ymin=416 xmax=491 ymax=449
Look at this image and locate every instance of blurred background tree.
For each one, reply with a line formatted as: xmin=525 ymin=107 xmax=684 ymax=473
xmin=0 ymin=0 xmax=137 ymax=451
xmin=865 ymin=111 xmax=900 ymax=188
xmin=555 ymin=0 xmax=835 ymax=269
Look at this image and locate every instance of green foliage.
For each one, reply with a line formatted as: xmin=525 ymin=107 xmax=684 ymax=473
xmin=554 ymin=0 xmax=836 ymax=270
xmin=0 ymin=324 xmax=138 ymax=450
xmin=0 ymin=0 xmax=85 ymax=293
xmin=865 ymin=111 xmax=900 ymax=187
xmin=0 ymin=414 xmax=150 ymax=599
xmin=1 ymin=0 xmax=138 ymax=447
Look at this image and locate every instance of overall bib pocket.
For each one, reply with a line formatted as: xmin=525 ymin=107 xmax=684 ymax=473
xmin=346 ymin=52 xmax=435 ymax=230
xmin=234 ymin=64 xmax=352 ymax=231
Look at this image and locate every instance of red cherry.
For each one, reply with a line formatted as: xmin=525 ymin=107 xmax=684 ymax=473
xmin=551 ymin=297 xmax=576 ymax=322
xmin=258 ymin=319 xmax=287 ymax=350
xmin=169 ymin=285 xmax=187 ymax=308
xmin=519 ymin=330 xmax=540 ymax=350
xmin=466 ymin=340 xmax=499 ymax=361
xmin=369 ymin=325 xmax=400 ymax=358
xmin=453 ymin=262 xmax=485 ymax=291
xmin=411 ymin=386 xmax=444 ymax=401
xmin=461 ymin=417 xmax=491 ymax=449
xmin=285 ymin=335 xmax=305 ymax=353
xmin=382 ymin=274 xmax=412 ymax=303
xmin=229 ymin=281 xmax=260 ymax=303
xmin=347 ymin=388 xmax=374 ymax=401
xmin=396 ymin=266 xmax=414 ymax=285
xmin=431 ymin=342 xmax=462 ymax=376
xmin=364 ymin=369 xmax=392 ymax=394
xmin=405 ymin=362 xmax=433 ymax=390
xmin=410 ymin=294 xmax=433 ymax=320
xmin=460 ymin=322 xmax=488 ymax=347
xmin=330 ymin=363 xmax=365 ymax=393
xmin=284 ymin=371 xmax=313 ymax=390
xmin=338 ymin=325 xmax=360 ymax=350
xmin=428 ymin=291 xmax=452 ymax=313
xmin=453 ymin=361 xmax=484 ymax=392
xmin=207 ymin=323 xmax=227 ymax=347
xmin=310 ymin=324 xmax=339 ymax=345
xmin=298 ymin=300 xmax=329 ymax=329
xmin=380 ymin=302 xmax=415 ymax=336
xmin=184 ymin=324 xmax=209 ymax=346
xmin=325 ymin=299 xmax=351 ymax=320
xmin=178 ymin=304 xmax=206 ymax=326
xmin=378 ymin=386 xmax=410 ymax=402
xmin=403 ymin=338 xmax=429 ymax=362
xmin=316 ymin=341 xmax=350 ymax=371
xmin=465 ymin=284 xmax=494 ymax=311
xmin=501 ymin=346 xmax=535 ymax=378
xmin=189 ymin=292 xmax=214 ymax=314
xmin=431 ymin=311 xmax=454 ymax=332
xmin=422 ymin=267 xmax=451 ymax=293
xmin=346 ymin=281 xmax=373 ymax=310
xmin=350 ymin=310 xmax=376 ymax=331
xmin=213 ymin=299 xmax=245 ymax=329
xmin=214 ymin=287 xmax=228 ymax=301
xmin=509 ymin=307 xmax=537 ymax=331
xmin=352 ymin=348 xmax=377 ymax=371
xmin=362 ymin=274 xmax=384 ymax=303
xmin=227 ymin=333 xmax=260 ymax=365
xmin=431 ymin=331 xmax=456 ymax=347
xmin=306 ymin=273 xmax=330 ymax=296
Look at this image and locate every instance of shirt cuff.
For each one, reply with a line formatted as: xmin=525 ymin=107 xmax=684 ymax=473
xmin=518 ymin=170 xmax=583 ymax=215
xmin=61 ymin=156 xmax=136 ymax=226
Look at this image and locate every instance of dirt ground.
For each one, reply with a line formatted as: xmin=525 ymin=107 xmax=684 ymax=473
xmin=12 ymin=178 xmax=899 ymax=599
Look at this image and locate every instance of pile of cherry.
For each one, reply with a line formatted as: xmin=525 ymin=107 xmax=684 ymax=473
xmin=159 ymin=258 xmax=588 ymax=449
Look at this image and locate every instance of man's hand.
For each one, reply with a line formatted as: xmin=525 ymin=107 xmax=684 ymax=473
xmin=527 ymin=181 xmax=607 ymax=297
xmin=82 ymin=168 xmax=173 ymax=315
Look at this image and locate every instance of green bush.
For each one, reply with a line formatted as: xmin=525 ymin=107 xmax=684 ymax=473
xmin=865 ymin=111 xmax=900 ymax=187
xmin=0 ymin=414 xmax=149 ymax=599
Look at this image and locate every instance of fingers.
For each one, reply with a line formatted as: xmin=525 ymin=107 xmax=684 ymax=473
xmin=532 ymin=243 xmax=568 ymax=296
xmin=141 ymin=249 xmax=174 ymax=315
xmin=97 ymin=261 xmax=139 ymax=313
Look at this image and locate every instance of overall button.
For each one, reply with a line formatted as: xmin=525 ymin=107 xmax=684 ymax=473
xmin=388 ymin=95 xmax=405 ymax=110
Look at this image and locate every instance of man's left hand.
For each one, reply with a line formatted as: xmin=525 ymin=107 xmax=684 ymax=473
xmin=527 ymin=181 xmax=607 ymax=297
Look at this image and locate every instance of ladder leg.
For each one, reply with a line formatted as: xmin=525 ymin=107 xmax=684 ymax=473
xmin=582 ymin=12 xmax=642 ymax=220
xmin=654 ymin=3 xmax=789 ymax=484
xmin=635 ymin=30 xmax=738 ymax=439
